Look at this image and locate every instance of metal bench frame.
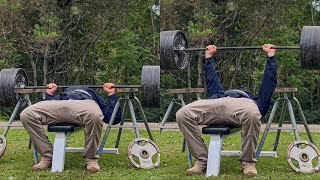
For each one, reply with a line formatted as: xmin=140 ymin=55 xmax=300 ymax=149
xmin=49 ymin=124 xmax=80 ymax=172
xmin=48 ymin=124 xmax=118 ymax=172
xmin=202 ymin=126 xmax=241 ymax=177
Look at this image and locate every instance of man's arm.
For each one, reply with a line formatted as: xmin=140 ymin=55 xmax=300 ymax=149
xmin=103 ymin=94 xmax=122 ymax=124
xmin=256 ymin=44 xmax=278 ymax=117
xmin=101 ymin=83 xmax=122 ymax=124
xmin=204 ymin=45 xmax=224 ymax=98
xmin=205 ymin=58 xmax=224 ymax=97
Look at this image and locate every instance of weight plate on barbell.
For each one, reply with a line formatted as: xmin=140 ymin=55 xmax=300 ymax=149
xmin=286 ymin=140 xmax=320 ymax=173
xmin=128 ymin=137 xmax=160 ymax=169
xmin=300 ymin=26 xmax=320 ymax=70
xmin=160 ymin=30 xmax=190 ymax=70
xmin=141 ymin=66 xmax=160 ymax=108
xmin=0 ymin=68 xmax=28 ymax=107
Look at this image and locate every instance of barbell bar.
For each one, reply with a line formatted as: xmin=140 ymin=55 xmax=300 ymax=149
xmin=0 ymin=66 xmax=160 ymax=108
xmin=174 ymin=46 xmax=300 ymax=51
xmin=160 ymin=26 xmax=320 ymax=70
xmin=17 ymin=85 xmax=142 ymax=89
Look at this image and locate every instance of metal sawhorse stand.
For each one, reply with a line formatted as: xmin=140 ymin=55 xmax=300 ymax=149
xmin=256 ymin=87 xmax=314 ymax=159
xmin=159 ymin=88 xmax=205 ymax=168
xmin=98 ymin=88 xmax=154 ymax=155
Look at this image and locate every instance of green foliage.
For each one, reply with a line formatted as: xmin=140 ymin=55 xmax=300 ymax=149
xmin=33 ymin=14 xmax=61 ymax=41
xmin=188 ymin=10 xmax=217 ymax=38
xmin=0 ymin=0 xmax=160 ymax=121
xmin=0 ymin=41 xmax=21 ymax=69
xmin=97 ymin=30 xmax=153 ymax=85
xmin=161 ymin=0 xmax=320 ymax=123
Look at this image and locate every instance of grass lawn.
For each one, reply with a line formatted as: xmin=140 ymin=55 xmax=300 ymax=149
xmin=0 ymin=128 xmax=319 ymax=179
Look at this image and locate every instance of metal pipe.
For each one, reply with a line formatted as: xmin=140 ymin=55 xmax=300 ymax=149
xmin=16 ymin=84 xmax=141 ymax=89
xmin=174 ymin=46 xmax=301 ymax=51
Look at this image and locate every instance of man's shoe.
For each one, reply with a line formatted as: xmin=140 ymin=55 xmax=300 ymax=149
xmin=242 ymin=164 xmax=257 ymax=177
xmin=86 ymin=159 xmax=100 ymax=173
xmin=186 ymin=164 xmax=206 ymax=176
xmin=32 ymin=159 xmax=52 ymax=171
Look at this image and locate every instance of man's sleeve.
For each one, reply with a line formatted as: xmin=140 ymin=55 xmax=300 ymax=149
xmin=205 ymin=57 xmax=224 ymax=98
xmin=44 ymin=93 xmax=63 ymax=100
xmin=256 ymin=56 xmax=278 ymax=117
xmin=45 ymin=93 xmax=54 ymax=100
xmin=102 ymin=94 xmax=122 ymax=124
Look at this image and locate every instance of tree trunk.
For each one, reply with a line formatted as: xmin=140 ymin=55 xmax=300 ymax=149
xmin=310 ymin=81 xmax=314 ymax=112
xmin=229 ymin=52 xmax=243 ymax=89
xmin=187 ymin=62 xmax=191 ymax=88
xmin=29 ymin=53 xmax=37 ymax=86
xmin=317 ymin=79 xmax=320 ymax=98
xmin=197 ymin=41 xmax=204 ymax=88
xmin=43 ymin=44 xmax=49 ymax=85
xmin=150 ymin=5 xmax=157 ymax=65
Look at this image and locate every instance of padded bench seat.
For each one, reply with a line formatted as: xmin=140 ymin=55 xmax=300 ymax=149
xmin=48 ymin=124 xmax=80 ymax=133
xmin=202 ymin=125 xmax=241 ymax=135
xmin=202 ymin=125 xmax=241 ymax=177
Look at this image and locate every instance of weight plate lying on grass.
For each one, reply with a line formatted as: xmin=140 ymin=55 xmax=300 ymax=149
xmin=0 ymin=136 xmax=7 ymax=158
xmin=286 ymin=140 xmax=320 ymax=173
xmin=128 ymin=137 xmax=160 ymax=169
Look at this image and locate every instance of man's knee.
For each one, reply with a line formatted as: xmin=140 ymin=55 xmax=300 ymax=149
xmin=20 ymin=107 xmax=34 ymax=124
xmin=176 ymin=106 xmax=191 ymax=124
xmin=86 ymin=112 xmax=103 ymax=125
xmin=245 ymin=110 xmax=261 ymax=125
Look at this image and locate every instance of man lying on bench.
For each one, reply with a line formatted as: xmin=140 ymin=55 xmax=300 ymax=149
xmin=20 ymin=83 xmax=122 ymax=173
xmin=176 ymin=44 xmax=278 ymax=177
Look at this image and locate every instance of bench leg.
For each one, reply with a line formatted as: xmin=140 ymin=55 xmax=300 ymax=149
xmin=186 ymin=143 xmax=193 ymax=168
xmin=206 ymin=135 xmax=222 ymax=177
xmin=52 ymin=132 xmax=68 ymax=172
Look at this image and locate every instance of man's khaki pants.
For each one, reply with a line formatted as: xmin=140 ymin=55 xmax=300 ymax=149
xmin=20 ymin=100 xmax=104 ymax=162
xmin=176 ymin=97 xmax=262 ymax=166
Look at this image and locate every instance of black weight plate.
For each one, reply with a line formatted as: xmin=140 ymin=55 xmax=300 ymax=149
xmin=0 ymin=68 xmax=28 ymax=107
xmin=300 ymin=26 xmax=320 ymax=70
xmin=141 ymin=66 xmax=160 ymax=108
xmin=160 ymin=30 xmax=189 ymax=70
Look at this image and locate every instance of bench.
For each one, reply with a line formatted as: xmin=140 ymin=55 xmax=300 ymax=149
xmin=202 ymin=125 xmax=241 ymax=177
xmin=48 ymin=123 xmax=120 ymax=172
xmin=48 ymin=124 xmax=81 ymax=172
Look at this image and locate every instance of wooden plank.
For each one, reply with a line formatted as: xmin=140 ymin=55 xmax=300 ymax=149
xmin=275 ymin=87 xmax=298 ymax=93
xmin=116 ymin=88 xmax=139 ymax=93
xmin=14 ymin=89 xmax=47 ymax=94
xmin=167 ymin=88 xmax=205 ymax=94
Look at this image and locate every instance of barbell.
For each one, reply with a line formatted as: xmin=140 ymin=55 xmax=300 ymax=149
xmin=160 ymin=26 xmax=320 ymax=70
xmin=0 ymin=66 xmax=160 ymax=108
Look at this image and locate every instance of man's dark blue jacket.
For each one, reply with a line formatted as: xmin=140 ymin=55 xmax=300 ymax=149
xmin=45 ymin=88 xmax=122 ymax=124
xmin=205 ymin=56 xmax=277 ymax=117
